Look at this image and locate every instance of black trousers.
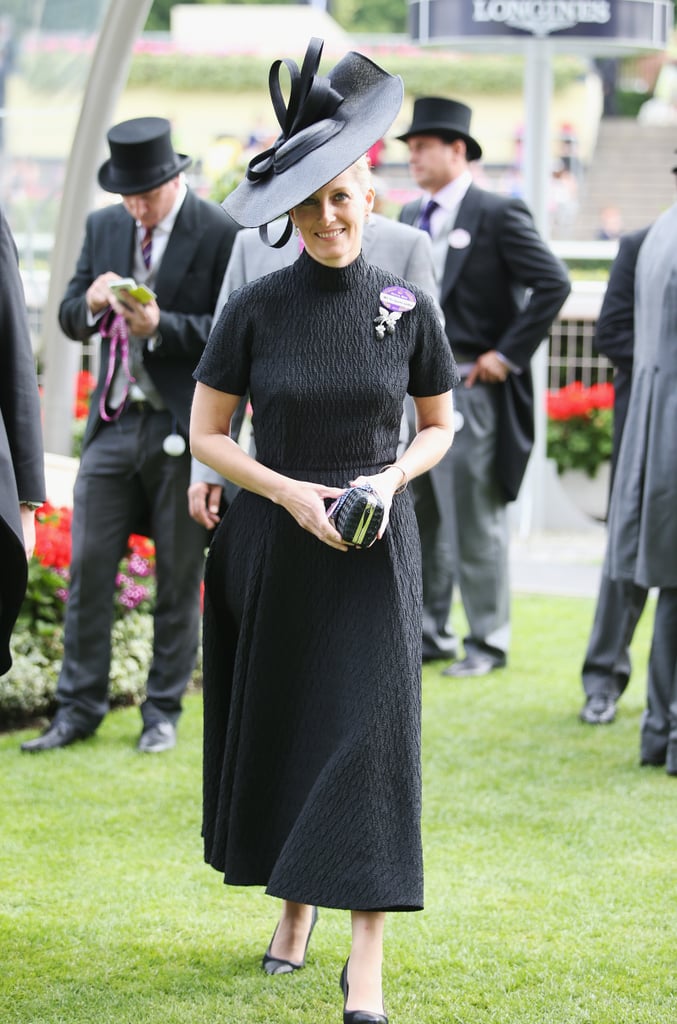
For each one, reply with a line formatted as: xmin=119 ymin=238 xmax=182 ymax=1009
xmin=581 ymin=569 xmax=648 ymax=701
xmin=641 ymin=587 xmax=677 ymax=765
xmin=408 ymin=385 xmax=510 ymax=664
xmin=56 ymin=408 xmax=207 ymax=731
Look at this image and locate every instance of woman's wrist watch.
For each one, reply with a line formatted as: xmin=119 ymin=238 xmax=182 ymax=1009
xmin=20 ymin=501 xmax=43 ymax=511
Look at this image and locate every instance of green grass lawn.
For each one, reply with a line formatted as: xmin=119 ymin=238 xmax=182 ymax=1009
xmin=2 ymin=594 xmax=675 ymax=1024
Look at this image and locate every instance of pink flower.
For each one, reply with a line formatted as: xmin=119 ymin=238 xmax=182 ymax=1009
xmin=118 ymin=584 xmax=150 ymax=610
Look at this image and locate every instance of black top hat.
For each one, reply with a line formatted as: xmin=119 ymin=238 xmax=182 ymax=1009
xmin=397 ymin=97 xmax=482 ymax=162
xmin=98 ymin=116 xmax=192 ymax=195
xmin=223 ymin=38 xmax=403 ymax=232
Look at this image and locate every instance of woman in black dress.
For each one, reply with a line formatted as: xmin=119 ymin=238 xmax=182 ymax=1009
xmin=190 ymin=40 xmax=458 ymax=1024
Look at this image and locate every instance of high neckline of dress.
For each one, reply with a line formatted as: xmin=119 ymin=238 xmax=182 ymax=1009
xmin=296 ymin=250 xmax=368 ymax=292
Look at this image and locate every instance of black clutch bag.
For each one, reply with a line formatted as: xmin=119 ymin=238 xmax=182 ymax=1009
xmin=327 ymin=483 xmax=384 ymax=549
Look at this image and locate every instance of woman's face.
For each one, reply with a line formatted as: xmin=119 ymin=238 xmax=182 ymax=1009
xmin=290 ymin=168 xmax=375 ymax=268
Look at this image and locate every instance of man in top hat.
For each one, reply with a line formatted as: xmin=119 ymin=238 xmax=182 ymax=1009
xmin=399 ymin=97 xmax=571 ymax=676
xmin=22 ymin=116 xmax=239 ymax=754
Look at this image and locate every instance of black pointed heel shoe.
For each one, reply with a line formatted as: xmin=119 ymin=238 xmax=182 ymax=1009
xmin=339 ymin=958 xmax=388 ymax=1024
xmin=262 ymin=906 xmax=318 ymax=975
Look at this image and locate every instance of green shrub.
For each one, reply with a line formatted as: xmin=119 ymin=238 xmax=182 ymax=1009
xmin=0 ymin=507 xmax=167 ymax=727
xmin=20 ymin=45 xmax=586 ymax=97
xmin=0 ymin=612 xmax=154 ymax=726
xmin=614 ymin=88 xmax=651 ymax=118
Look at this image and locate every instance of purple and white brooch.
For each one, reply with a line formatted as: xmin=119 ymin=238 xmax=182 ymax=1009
xmin=373 ymin=286 xmax=417 ymax=340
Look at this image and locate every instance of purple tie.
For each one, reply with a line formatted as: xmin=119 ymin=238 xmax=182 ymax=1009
xmin=418 ymin=199 xmax=439 ymax=236
xmin=141 ymin=226 xmax=153 ymax=269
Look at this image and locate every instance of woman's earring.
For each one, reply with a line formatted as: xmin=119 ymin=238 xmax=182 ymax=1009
xmin=294 ymin=225 xmax=300 ymax=236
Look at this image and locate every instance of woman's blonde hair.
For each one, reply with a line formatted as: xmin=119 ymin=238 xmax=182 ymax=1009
xmin=350 ymin=155 xmax=374 ymax=195
xmin=290 ymin=155 xmax=374 ymax=215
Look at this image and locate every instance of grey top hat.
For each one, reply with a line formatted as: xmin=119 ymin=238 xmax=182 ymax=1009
xmin=223 ymin=38 xmax=403 ymax=241
xmin=98 ymin=116 xmax=192 ymax=195
xmin=397 ymin=97 xmax=482 ymax=162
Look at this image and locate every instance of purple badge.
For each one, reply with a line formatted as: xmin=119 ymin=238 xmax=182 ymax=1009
xmin=379 ymin=286 xmax=417 ymax=313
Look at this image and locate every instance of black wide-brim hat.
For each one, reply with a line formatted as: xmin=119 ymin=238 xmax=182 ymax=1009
xmin=98 ymin=116 xmax=192 ymax=195
xmin=223 ymin=38 xmax=403 ymax=233
xmin=397 ymin=97 xmax=482 ymax=162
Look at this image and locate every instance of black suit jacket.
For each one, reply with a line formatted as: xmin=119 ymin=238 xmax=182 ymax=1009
xmin=0 ymin=210 xmax=46 ymax=674
xmin=593 ymin=226 xmax=650 ymax=475
xmin=59 ymin=191 xmax=240 ymax=451
xmin=401 ymin=186 xmax=571 ymax=500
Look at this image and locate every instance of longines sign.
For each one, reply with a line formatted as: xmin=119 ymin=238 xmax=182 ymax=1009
xmin=474 ymin=2 xmax=611 ymax=35
xmin=410 ymin=0 xmax=673 ymax=46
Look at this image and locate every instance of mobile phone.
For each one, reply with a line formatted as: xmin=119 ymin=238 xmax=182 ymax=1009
xmin=110 ymin=278 xmax=156 ymax=305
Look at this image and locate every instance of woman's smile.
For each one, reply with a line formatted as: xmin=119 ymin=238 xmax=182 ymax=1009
xmin=290 ymin=168 xmax=374 ymax=267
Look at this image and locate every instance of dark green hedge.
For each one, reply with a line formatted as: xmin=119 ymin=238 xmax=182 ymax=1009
xmin=614 ymin=88 xmax=652 ymax=118
xmin=127 ymin=51 xmax=587 ymax=95
xmin=20 ymin=48 xmax=587 ymax=96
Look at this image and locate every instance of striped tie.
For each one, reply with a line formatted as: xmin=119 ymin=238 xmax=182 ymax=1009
xmin=141 ymin=226 xmax=153 ymax=269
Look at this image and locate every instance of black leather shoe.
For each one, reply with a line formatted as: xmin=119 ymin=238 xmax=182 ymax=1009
xmin=262 ymin=906 xmax=318 ymax=975
xmin=339 ymin=958 xmax=388 ymax=1024
xmin=137 ymin=721 xmax=176 ymax=753
xmin=422 ymin=639 xmax=457 ymax=663
xmin=21 ymin=718 xmax=93 ymax=752
xmin=580 ymin=695 xmax=617 ymax=725
xmin=422 ymin=649 xmax=457 ymax=663
xmin=640 ymin=754 xmax=666 ymax=767
xmin=422 ymin=625 xmax=457 ymax=663
xmin=442 ymin=652 xmax=504 ymax=678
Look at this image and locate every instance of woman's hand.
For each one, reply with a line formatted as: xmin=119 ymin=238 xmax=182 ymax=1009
xmin=278 ymin=480 xmax=350 ymax=551
xmin=350 ymin=467 xmax=403 ymax=542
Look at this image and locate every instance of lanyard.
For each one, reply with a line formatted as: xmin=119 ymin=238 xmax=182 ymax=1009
xmin=98 ymin=310 xmax=136 ymax=422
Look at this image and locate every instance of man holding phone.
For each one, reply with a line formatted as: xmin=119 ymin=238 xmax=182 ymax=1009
xmin=109 ymin=278 xmax=157 ymax=307
xmin=22 ymin=116 xmax=239 ymax=754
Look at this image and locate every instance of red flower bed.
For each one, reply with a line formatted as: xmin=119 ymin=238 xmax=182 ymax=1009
xmin=73 ymin=370 xmax=96 ymax=421
xmin=546 ymin=381 xmax=614 ymax=421
xmin=545 ymin=381 xmax=614 ymax=478
xmin=34 ymin=502 xmax=72 ymax=571
xmin=29 ymin=504 xmax=157 ymax=622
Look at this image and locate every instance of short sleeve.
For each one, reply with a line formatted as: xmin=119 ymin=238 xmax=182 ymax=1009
xmin=408 ymin=290 xmax=460 ymax=397
xmin=193 ymin=285 xmax=253 ymax=396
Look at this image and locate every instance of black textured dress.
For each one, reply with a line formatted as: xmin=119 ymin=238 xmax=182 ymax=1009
xmin=194 ymin=251 xmax=458 ymax=911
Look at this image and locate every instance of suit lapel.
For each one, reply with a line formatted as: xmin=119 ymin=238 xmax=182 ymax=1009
xmin=439 ymin=186 xmax=483 ymax=304
xmin=110 ymin=211 xmax=136 ymax=275
xmin=154 ymin=191 xmax=202 ymax=307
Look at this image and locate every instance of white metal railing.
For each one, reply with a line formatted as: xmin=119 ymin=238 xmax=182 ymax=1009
xmin=21 ymin=273 xmax=609 ymax=397
xmin=548 ymin=280 xmax=611 ymax=391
